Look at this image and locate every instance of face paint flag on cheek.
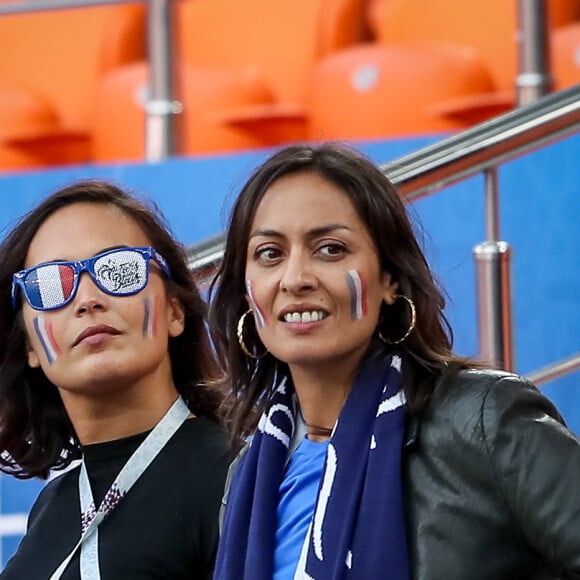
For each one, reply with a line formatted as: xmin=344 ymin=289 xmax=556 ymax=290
xmin=33 ymin=315 xmax=61 ymax=364
xmin=245 ymin=280 xmax=266 ymax=328
xmin=345 ymin=269 xmax=367 ymax=320
xmin=142 ymin=296 xmax=157 ymax=338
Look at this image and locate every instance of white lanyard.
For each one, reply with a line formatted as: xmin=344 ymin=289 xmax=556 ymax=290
xmin=50 ymin=396 xmax=190 ymax=580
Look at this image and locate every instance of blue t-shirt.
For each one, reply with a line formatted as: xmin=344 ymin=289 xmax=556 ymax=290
xmin=273 ymin=437 xmax=329 ymax=579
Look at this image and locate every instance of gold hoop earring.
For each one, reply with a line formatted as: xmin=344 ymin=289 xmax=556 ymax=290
xmin=379 ymin=294 xmax=416 ymax=345
xmin=237 ymin=309 xmax=267 ymax=359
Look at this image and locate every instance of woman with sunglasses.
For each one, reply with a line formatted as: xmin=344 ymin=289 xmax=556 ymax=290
xmin=210 ymin=143 xmax=580 ymax=579
xmin=0 ymin=181 xmax=231 ymax=579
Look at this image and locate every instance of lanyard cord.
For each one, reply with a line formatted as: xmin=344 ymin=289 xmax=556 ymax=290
xmin=50 ymin=396 xmax=191 ymax=580
xmin=79 ymin=463 xmax=99 ymax=579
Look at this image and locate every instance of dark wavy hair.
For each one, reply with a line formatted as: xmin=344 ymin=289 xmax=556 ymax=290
xmin=209 ymin=142 xmax=471 ymax=444
xmin=0 ymin=180 xmax=225 ymax=479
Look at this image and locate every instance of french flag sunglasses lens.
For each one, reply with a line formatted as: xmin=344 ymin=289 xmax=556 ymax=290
xmin=24 ymin=264 xmax=75 ymax=309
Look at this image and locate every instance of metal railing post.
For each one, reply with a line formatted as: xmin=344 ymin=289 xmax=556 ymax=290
xmin=516 ymin=0 xmax=552 ymax=106
xmin=483 ymin=166 xmax=500 ymax=242
xmin=472 ymin=168 xmax=514 ymax=370
xmin=145 ymin=0 xmax=182 ymax=162
xmin=473 ymin=241 xmax=514 ymax=370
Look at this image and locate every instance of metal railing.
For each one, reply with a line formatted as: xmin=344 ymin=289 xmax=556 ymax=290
xmin=526 ymin=354 xmax=580 ymax=387
xmin=186 ymin=83 xmax=580 ymax=383
xmin=380 ymin=85 xmax=580 ymax=200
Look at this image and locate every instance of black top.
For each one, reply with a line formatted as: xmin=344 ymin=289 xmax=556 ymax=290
xmin=1 ymin=417 xmax=231 ymax=580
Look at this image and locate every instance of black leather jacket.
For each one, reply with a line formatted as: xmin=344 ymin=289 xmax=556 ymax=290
xmin=403 ymin=369 xmax=580 ymax=579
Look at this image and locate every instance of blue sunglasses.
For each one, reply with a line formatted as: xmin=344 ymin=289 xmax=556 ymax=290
xmin=12 ymin=246 xmax=171 ymax=311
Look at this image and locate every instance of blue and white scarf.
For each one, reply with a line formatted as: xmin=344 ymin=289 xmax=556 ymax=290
xmin=214 ymin=352 xmax=410 ymax=579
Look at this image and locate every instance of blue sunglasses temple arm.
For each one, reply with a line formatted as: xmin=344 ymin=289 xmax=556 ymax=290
xmin=151 ymin=248 xmax=171 ymax=278
xmin=11 ymin=275 xmax=20 ymax=309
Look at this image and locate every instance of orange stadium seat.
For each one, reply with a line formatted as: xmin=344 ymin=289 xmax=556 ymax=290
xmin=0 ymin=3 xmax=145 ymax=171
xmin=89 ymin=0 xmax=367 ymax=162
xmin=368 ymin=0 xmax=578 ymax=94
xmin=0 ymin=85 xmax=59 ymax=170
xmin=176 ymin=0 xmax=366 ymax=103
xmin=551 ymin=23 xmax=580 ymax=90
xmin=307 ymin=43 xmax=503 ymax=141
xmin=90 ymin=63 xmax=279 ymax=162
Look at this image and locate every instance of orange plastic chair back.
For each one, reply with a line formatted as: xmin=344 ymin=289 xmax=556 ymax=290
xmin=551 ymin=23 xmax=580 ymax=90
xmin=90 ymin=62 xmax=286 ymax=162
xmin=0 ymin=3 xmax=145 ymax=132
xmin=176 ymin=0 xmax=366 ymax=104
xmin=307 ymin=43 xmax=497 ymax=140
xmin=368 ymin=0 xmax=578 ymax=92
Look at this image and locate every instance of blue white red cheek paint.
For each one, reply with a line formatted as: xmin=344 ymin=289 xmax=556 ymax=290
xmin=32 ymin=316 xmax=61 ymax=364
xmin=345 ymin=269 xmax=368 ymax=320
xmin=142 ymin=296 xmax=158 ymax=338
xmin=245 ymin=280 xmax=266 ymax=328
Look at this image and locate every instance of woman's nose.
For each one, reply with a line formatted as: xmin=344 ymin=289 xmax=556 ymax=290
xmin=73 ymin=272 xmax=108 ymax=315
xmin=279 ymin=253 xmax=317 ymax=294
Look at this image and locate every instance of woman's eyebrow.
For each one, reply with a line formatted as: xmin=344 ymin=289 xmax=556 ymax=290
xmin=250 ymin=224 xmax=351 ymax=239
xmin=249 ymin=229 xmax=284 ymax=240
xmin=94 ymin=244 xmax=130 ymax=255
xmin=306 ymin=224 xmax=350 ymax=237
xmin=47 ymin=244 xmax=129 ymax=263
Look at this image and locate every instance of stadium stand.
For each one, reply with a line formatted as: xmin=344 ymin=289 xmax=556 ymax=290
xmin=306 ymin=0 xmax=580 ymax=141
xmin=90 ymin=0 xmax=368 ymax=161
xmin=367 ymin=0 xmax=578 ymax=93
xmin=0 ymin=0 xmax=578 ymax=168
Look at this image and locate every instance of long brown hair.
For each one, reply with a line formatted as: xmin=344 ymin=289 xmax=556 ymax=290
xmin=210 ymin=143 xmax=470 ymax=445
xmin=0 ymin=180 xmax=225 ymax=479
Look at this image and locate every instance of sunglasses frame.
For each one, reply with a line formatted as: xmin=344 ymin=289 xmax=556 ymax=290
xmin=11 ymin=246 xmax=171 ymax=311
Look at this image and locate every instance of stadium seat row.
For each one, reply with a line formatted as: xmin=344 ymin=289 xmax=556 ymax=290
xmin=0 ymin=0 xmax=578 ymax=171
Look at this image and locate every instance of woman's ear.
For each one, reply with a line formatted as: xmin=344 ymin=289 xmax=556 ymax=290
xmin=27 ymin=341 xmax=41 ymax=368
xmin=167 ymin=297 xmax=185 ymax=338
xmin=381 ymin=272 xmax=399 ymax=305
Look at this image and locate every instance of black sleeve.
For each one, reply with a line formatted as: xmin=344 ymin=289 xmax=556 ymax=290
xmin=482 ymin=375 xmax=580 ymax=576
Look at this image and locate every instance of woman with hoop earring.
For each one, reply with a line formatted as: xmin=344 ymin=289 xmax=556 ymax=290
xmin=209 ymin=143 xmax=580 ymax=579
